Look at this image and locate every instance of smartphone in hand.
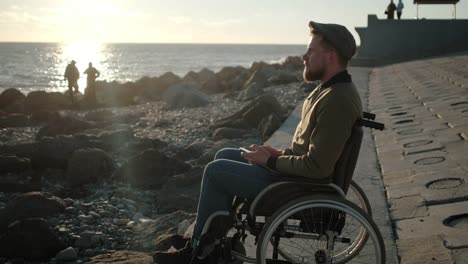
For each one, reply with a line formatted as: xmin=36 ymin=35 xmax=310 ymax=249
xmin=239 ymin=147 xmax=252 ymax=153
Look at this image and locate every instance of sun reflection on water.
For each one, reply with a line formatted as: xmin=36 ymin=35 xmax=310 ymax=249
xmin=55 ymin=42 xmax=111 ymax=93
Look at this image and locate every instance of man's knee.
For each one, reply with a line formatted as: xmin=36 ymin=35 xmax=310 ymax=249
xmin=205 ymin=159 xmax=226 ymax=175
xmin=214 ymin=148 xmax=240 ymax=160
xmin=214 ymin=148 xmax=230 ymax=160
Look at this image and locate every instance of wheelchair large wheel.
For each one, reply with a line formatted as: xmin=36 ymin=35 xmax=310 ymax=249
xmin=348 ymin=180 xmax=371 ymax=216
xmin=256 ymin=194 xmax=385 ymax=264
xmin=275 ymin=181 xmax=372 ymax=262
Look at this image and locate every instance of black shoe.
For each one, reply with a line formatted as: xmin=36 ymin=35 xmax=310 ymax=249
xmin=153 ymin=241 xmax=193 ymax=264
xmin=171 ymin=234 xmax=191 ymax=250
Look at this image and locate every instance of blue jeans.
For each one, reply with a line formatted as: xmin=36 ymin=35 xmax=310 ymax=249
xmin=191 ymin=148 xmax=278 ymax=243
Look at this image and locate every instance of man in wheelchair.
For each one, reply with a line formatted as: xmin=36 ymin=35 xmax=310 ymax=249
xmin=153 ymin=21 xmax=362 ymax=264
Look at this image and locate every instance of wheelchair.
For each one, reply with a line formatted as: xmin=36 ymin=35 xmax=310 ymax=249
xmin=195 ymin=112 xmax=385 ymax=264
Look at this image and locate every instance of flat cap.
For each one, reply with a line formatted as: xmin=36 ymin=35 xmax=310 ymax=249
xmin=309 ymin=21 xmax=356 ymax=60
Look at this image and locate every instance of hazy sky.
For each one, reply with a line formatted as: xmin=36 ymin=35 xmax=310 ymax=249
xmin=1 ymin=0 xmax=467 ymax=44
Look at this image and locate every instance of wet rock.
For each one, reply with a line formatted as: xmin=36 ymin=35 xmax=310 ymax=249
xmin=0 ymin=218 xmax=66 ymax=261
xmin=66 ymin=148 xmax=115 ymax=187
xmin=115 ymin=149 xmax=191 ymax=189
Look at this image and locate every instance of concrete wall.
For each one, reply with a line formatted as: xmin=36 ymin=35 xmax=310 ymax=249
xmin=355 ymin=15 xmax=468 ymax=62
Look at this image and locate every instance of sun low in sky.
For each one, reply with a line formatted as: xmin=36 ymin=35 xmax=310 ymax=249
xmin=1 ymin=0 xmax=467 ymax=44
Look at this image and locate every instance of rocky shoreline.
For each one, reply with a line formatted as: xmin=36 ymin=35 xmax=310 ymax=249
xmin=0 ymin=56 xmax=316 ymax=263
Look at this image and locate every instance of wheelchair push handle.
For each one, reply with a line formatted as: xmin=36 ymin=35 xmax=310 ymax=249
xmin=363 ymin=111 xmax=376 ymax=120
xmin=357 ymin=112 xmax=385 ymax=130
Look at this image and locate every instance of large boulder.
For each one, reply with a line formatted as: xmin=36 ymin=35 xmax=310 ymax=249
xmin=66 ymin=148 xmax=115 ymax=187
xmin=282 ymin=56 xmax=304 ymax=71
xmin=248 ymin=61 xmax=277 ymax=79
xmin=0 ymin=192 xmax=66 ymax=232
xmin=0 ymin=88 xmax=25 ymax=110
xmin=258 ymin=114 xmax=283 ymax=141
xmin=212 ymin=94 xmax=284 ymax=129
xmin=268 ymin=71 xmax=300 ymax=85
xmin=0 ymin=113 xmax=30 ymax=128
xmin=30 ymin=110 xmax=61 ymax=125
xmin=237 ymin=82 xmax=264 ymax=101
xmin=0 ymin=155 xmax=30 ymax=173
xmin=36 ymin=115 xmax=96 ymax=140
xmin=0 ymin=218 xmax=66 ymax=261
xmin=162 ymin=82 xmax=209 ymax=109
xmin=96 ymin=80 xmax=136 ymax=106
xmin=242 ymin=69 xmax=269 ymax=90
xmin=212 ymin=127 xmax=248 ymax=140
xmin=0 ymin=142 xmax=37 ymax=158
xmin=24 ymin=91 xmax=70 ymax=113
xmin=140 ymin=72 xmax=181 ymax=101
xmin=31 ymin=135 xmax=101 ymax=171
xmin=115 ymin=149 xmax=191 ymax=189
xmin=215 ymin=66 xmax=248 ymax=91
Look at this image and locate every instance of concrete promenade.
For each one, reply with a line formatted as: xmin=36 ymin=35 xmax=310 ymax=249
xmin=368 ymin=53 xmax=468 ymax=263
xmin=266 ymin=53 xmax=468 ymax=263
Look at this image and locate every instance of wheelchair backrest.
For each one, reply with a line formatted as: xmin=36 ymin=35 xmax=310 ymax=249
xmin=332 ymin=125 xmax=363 ymax=194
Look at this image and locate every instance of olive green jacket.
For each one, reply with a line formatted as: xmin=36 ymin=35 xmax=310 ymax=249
xmin=276 ymin=81 xmax=362 ymax=178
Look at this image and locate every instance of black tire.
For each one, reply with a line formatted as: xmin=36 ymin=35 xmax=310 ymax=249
xmin=256 ymin=194 xmax=385 ymax=264
xmin=349 ymin=180 xmax=372 ymax=216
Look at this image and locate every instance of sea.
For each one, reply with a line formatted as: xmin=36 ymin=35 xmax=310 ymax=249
xmin=0 ymin=42 xmax=305 ymax=94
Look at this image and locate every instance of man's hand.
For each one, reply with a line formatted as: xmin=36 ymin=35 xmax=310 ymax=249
xmin=257 ymin=145 xmax=282 ymax=158
xmin=241 ymin=145 xmax=271 ymax=166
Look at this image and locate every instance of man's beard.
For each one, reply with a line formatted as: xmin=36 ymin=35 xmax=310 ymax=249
xmin=303 ymin=66 xmax=323 ymax=82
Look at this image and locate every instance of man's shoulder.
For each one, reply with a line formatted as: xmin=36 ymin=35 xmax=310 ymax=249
xmin=320 ymin=82 xmax=361 ymax=107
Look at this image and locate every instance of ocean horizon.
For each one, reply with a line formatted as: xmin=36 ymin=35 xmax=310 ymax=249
xmin=0 ymin=42 xmax=305 ymax=94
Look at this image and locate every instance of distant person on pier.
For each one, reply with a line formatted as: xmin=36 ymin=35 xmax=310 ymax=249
xmin=83 ymin=62 xmax=100 ymax=105
xmin=385 ymin=0 xmax=397 ymax=19
xmin=64 ymin=60 xmax=80 ymax=103
xmin=397 ymin=0 xmax=404 ymax=20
